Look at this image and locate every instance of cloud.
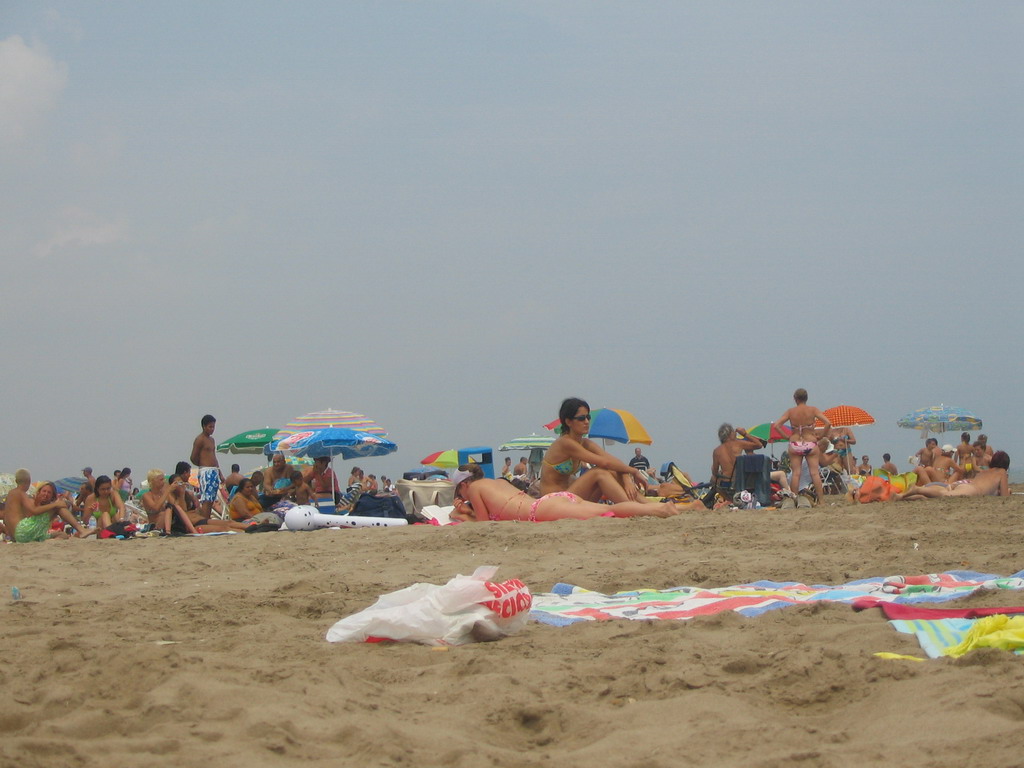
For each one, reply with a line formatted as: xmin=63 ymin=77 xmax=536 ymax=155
xmin=32 ymin=206 xmax=129 ymax=260
xmin=0 ymin=35 xmax=68 ymax=145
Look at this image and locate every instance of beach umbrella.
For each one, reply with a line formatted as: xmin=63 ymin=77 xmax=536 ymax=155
xmin=266 ymin=409 xmax=388 ymax=455
xmin=748 ymin=422 xmax=793 ymax=444
xmin=499 ymin=434 xmax=556 ymax=451
xmin=500 ymin=434 xmax=556 ymax=480
xmin=897 ymin=405 xmax=982 ymax=436
xmin=420 ymin=449 xmax=461 ymax=468
xmin=54 ymin=476 xmax=85 ymax=496
xmin=821 ymin=405 xmax=875 ymax=427
xmin=277 ymin=428 xmax=398 ymax=460
xmin=587 ymin=408 xmax=653 ymax=445
xmin=217 ymin=428 xmax=277 ymax=455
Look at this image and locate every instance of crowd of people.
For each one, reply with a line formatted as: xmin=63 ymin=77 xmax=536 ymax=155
xmin=2 ymin=398 xmax=1011 ymax=539
xmin=0 ymin=414 xmax=406 ymax=542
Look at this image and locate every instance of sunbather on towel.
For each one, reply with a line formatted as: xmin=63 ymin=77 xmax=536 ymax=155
xmin=451 ymin=465 xmax=697 ymax=522
xmin=539 ymin=398 xmax=651 ymax=504
xmin=894 ymin=451 xmax=1009 ymax=500
xmin=772 ymin=388 xmax=831 ymax=505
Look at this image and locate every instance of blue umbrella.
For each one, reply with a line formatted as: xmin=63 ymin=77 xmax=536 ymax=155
xmin=897 ymin=405 xmax=982 ymax=435
xmin=54 ymin=476 xmax=85 ymax=496
xmin=272 ymin=427 xmax=398 ymax=460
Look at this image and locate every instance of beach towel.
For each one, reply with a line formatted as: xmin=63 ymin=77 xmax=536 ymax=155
xmin=529 ymin=570 xmax=1024 ymax=627
xmin=890 ymin=615 xmax=1024 ymax=658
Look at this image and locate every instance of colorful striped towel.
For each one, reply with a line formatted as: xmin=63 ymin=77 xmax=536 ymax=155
xmin=530 ymin=571 xmax=1024 ymax=627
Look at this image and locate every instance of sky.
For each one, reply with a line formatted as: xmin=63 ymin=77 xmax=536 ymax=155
xmin=3 ymin=2 xmax=1022 ymax=485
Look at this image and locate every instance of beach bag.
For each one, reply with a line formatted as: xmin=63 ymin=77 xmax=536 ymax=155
xmin=325 ymin=566 xmax=532 ymax=646
xmin=99 ymin=521 xmax=138 ymax=539
xmin=858 ymin=475 xmax=893 ymax=503
xmin=351 ymin=494 xmax=408 ymax=520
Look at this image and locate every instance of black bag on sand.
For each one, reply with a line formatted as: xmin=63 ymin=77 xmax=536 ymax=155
xmin=350 ymin=494 xmax=419 ymax=523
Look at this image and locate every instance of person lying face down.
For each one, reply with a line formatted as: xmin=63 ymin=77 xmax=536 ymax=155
xmin=894 ymin=451 xmax=1010 ymax=501
xmin=449 ymin=465 xmax=695 ymax=523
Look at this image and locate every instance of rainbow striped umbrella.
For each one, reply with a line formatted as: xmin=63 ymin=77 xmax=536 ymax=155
xmin=420 ymin=449 xmax=461 ymax=468
xmin=588 ymin=408 xmax=653 ymax=445
xmin=265 ymin=409 xmax=387 ymax=455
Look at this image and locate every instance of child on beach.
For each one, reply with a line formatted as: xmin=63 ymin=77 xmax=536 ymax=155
xmin=288 ymin=470 xmax=315 ymax=506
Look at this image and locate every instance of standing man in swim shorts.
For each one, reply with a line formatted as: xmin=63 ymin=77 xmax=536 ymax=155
xmin=191 ymin=414 xmax=223 ymax=521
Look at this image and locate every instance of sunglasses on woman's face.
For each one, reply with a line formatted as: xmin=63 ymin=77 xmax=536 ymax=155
xmin=572 ymin=414 xmax=592 ymax=422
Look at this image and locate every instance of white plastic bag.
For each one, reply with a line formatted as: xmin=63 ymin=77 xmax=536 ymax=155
xmin=325 ymin=566 xmax=532 ymax=646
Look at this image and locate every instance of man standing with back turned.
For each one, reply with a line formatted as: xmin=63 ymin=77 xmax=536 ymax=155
xmin=191 ymin=415 xmax=223 ymax=520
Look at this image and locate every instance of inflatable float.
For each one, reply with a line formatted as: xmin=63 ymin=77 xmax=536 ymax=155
xmin=284 ymin=505 xmax=407 ymax=530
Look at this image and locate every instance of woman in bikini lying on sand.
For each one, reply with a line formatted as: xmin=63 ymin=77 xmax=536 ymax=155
xmin=894 ymin=451 xmax=1010 ymax=500
xmin=539 ymin=397 xmax=652 ymax=503
xmin=772 ymin=388 xmax=832 ymax=504
xmin=449 ymin=465 xmax=698 ymax=522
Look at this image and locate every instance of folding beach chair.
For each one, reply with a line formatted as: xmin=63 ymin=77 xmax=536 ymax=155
xmin=122 ymin=499 xmax=149 ymax=526
xmin=819 ymin=467 xmax=847 ymax=495
xmin=663 ymin=462 xmax=701 ymax=501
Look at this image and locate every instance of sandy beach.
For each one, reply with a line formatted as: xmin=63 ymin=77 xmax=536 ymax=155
xmin=3 ymin=492 xmax=1024 ymax=768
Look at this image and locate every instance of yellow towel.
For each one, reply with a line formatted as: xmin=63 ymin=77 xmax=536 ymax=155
xmin=943 ymin=615 xmax=1024 ymax=657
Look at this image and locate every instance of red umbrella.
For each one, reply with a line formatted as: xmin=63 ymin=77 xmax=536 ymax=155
xmin=820 ymin=405 xmax=875 ymax=427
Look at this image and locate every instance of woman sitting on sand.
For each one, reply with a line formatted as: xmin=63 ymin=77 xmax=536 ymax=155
xmin=450 ymin=465 xmax=698 ymax=522
xmin=539 ymin=398 xmax=651 ymax=503
xmin=772 ymin=388 xmax=831 ymax=504
xmin=83 ymin=475 xmax=126 ymax=529
xmin=140 ymin=469 xmax=198 ymax=534
xmin=229 ymin=478 xmax=263 ymax=522
xmin=894 ymin=451 xmax=1010 ymax=500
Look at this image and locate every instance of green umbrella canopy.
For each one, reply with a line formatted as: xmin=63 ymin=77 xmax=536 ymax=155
xmin=216 ymin=428 xmax=278 ymax=455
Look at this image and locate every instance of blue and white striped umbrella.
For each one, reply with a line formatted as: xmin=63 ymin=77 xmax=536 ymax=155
xmin=275 ymin=427 xmax=398 ymax=460
xmin=897 ymin=405 xmax=982 ymax=435
xmin=54 ymin=476 xmax=85 ymax=496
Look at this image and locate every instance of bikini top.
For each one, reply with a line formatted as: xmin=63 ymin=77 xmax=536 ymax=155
xmin=544 ymin=457 xmax=578 ymax=475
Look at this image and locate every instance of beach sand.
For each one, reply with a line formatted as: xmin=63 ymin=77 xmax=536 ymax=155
xmin=3 ymin=493 xmax=1024 ymax=767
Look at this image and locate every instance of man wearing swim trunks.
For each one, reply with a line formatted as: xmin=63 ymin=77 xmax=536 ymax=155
xmin=3 ymin=469 xmax=91 ymax=542
xmin=191 ymin=414 xmax=223 ymax=520
xmin=710 ymin=423 xmax=762 ymax=498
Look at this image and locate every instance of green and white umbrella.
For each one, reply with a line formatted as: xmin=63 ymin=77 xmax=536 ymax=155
xmin=498 ymin=434 xmax=555 ymax=451
xmin=499 ymin=434 xmax=555 ymax=480
xmin=217 ymin=428 xmax=278 ymax=455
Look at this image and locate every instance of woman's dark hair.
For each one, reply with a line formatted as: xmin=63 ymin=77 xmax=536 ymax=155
xmin=990 ymin=451 xmax=1010 ymax=470
xmin=238 ymin=478 xmax=254 ymax=491
xmin=94 ymin=475 xmax=112 ymax=492
xmin=121 ymin=467 xmax=131 ymax=477
xmin=558 ymin=397 xmax=590 ymax=435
